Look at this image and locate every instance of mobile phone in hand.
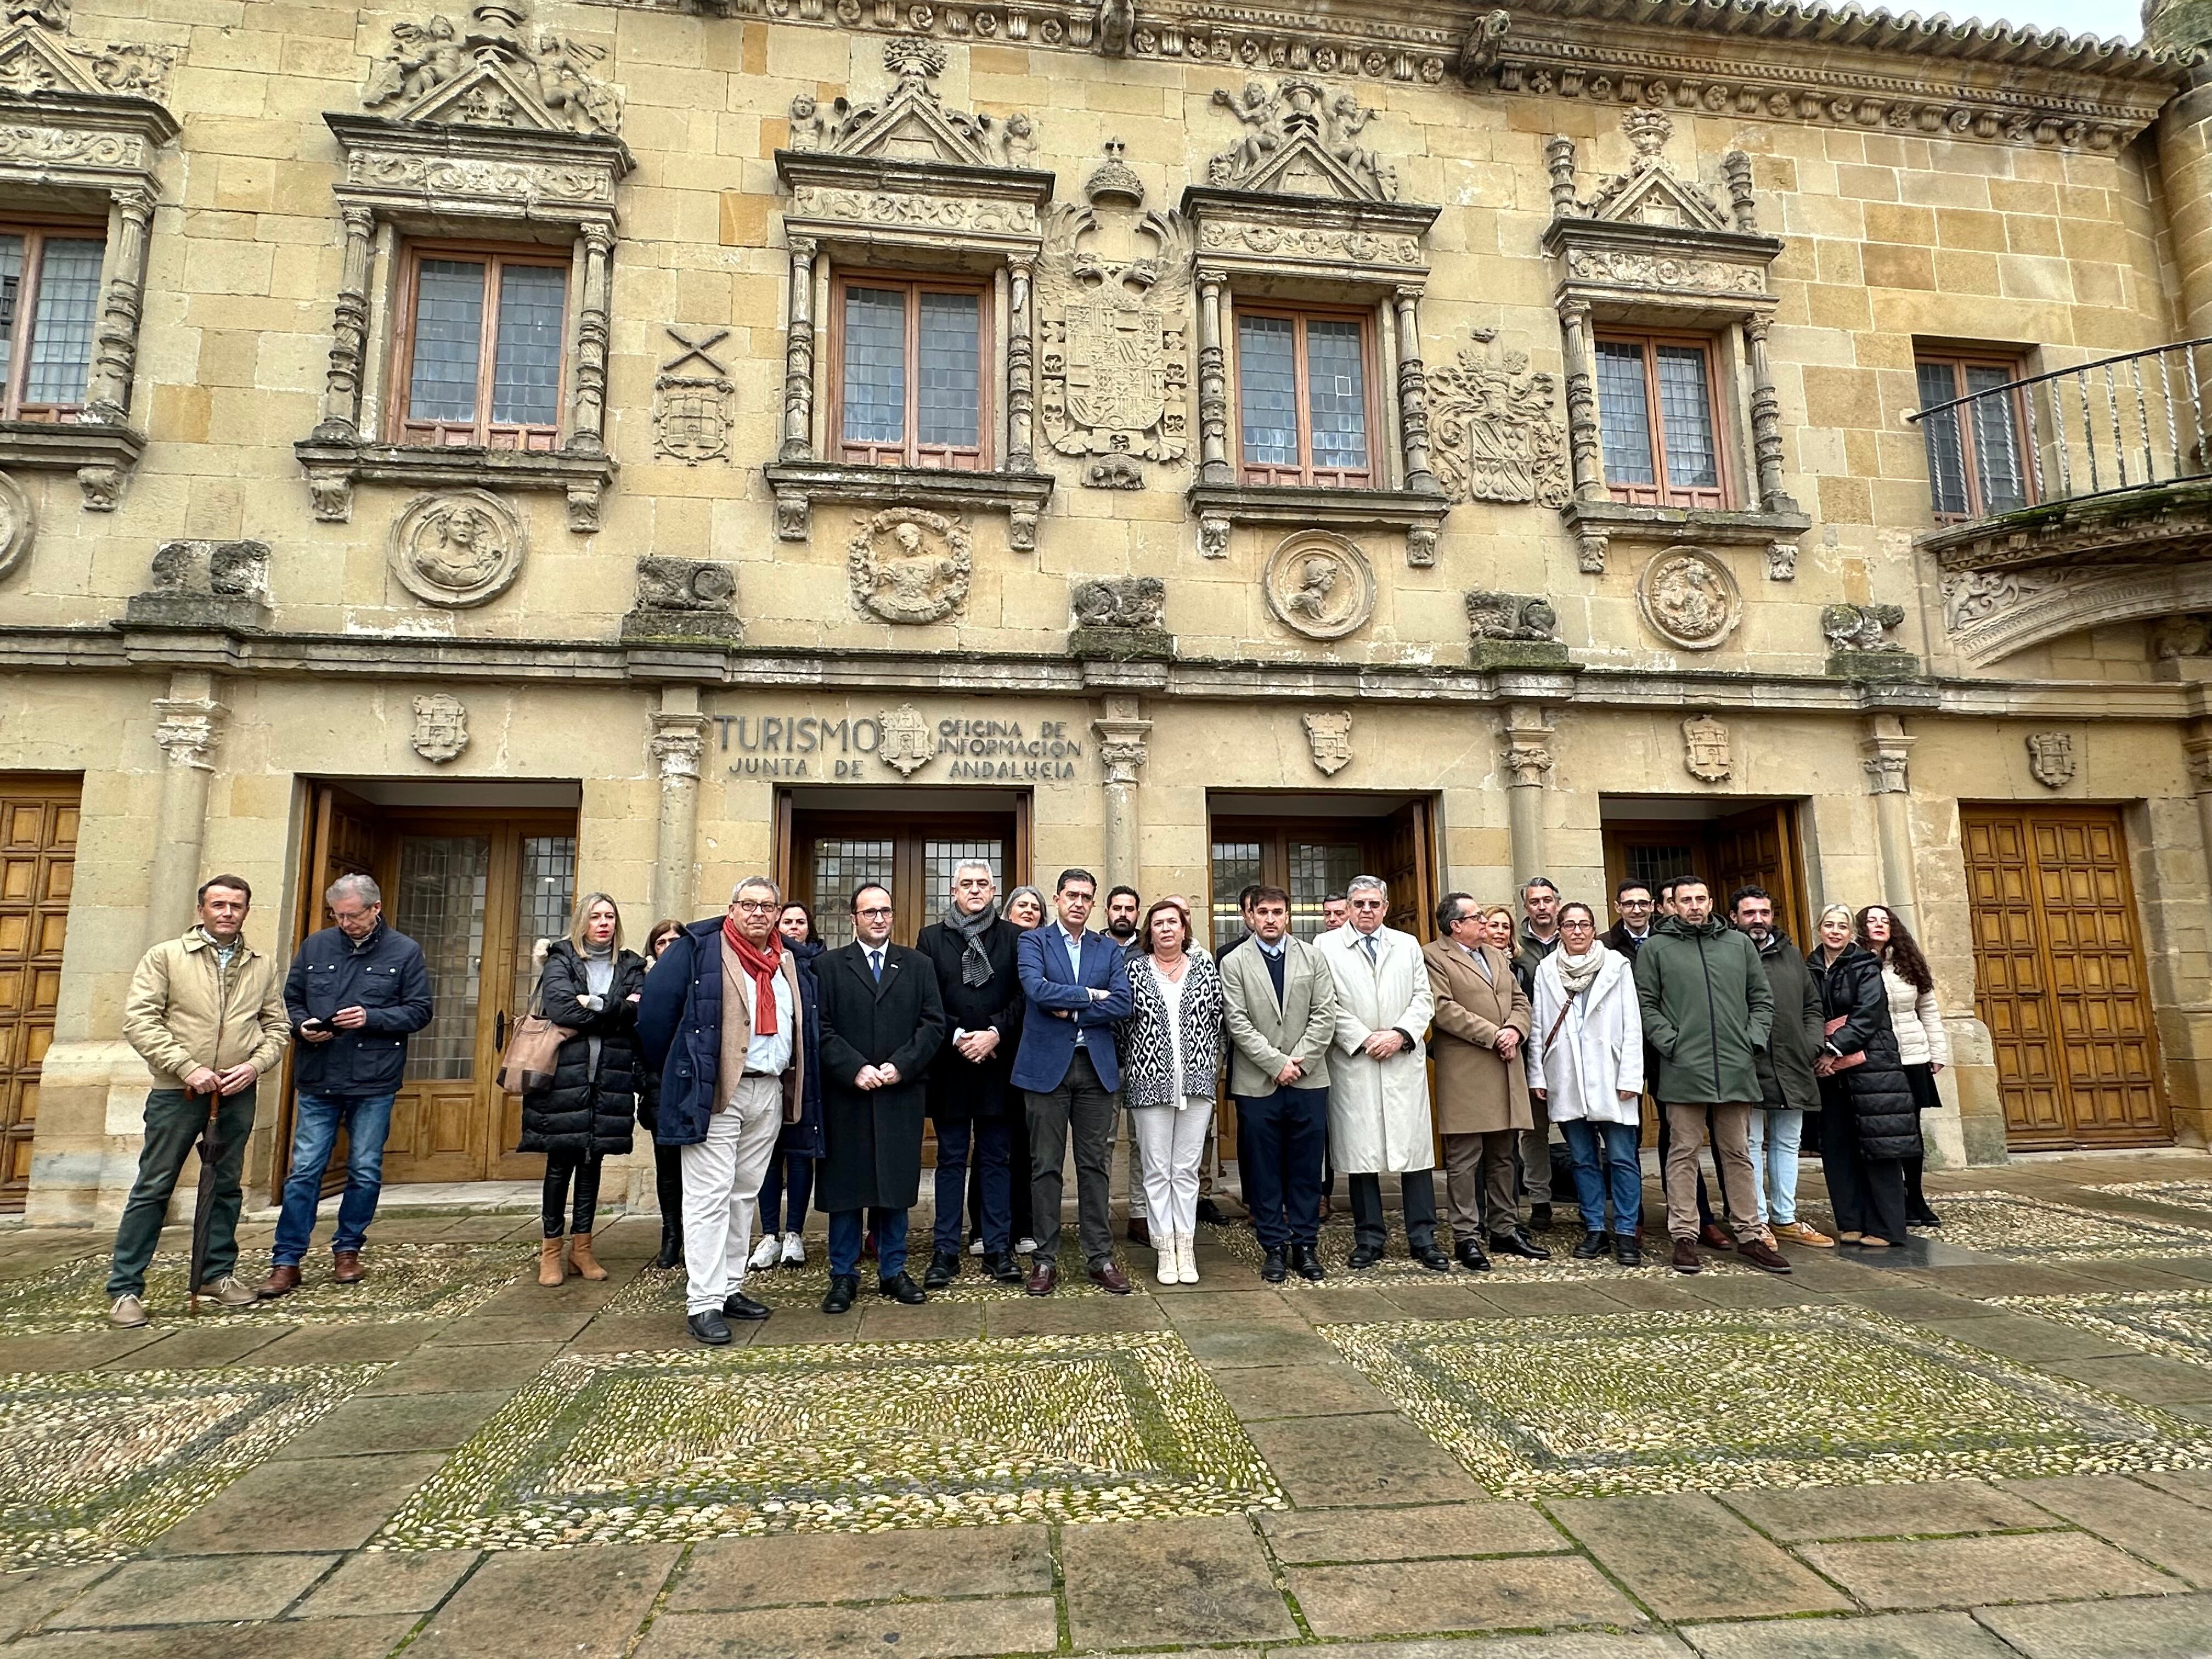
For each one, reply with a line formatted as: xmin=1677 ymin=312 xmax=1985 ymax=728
xmin=300 ymin=1017 xmax=329 ymax=1035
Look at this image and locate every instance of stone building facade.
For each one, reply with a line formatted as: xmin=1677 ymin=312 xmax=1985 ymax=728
xmin=2 ymin=0 xmax=2208 ymax=1221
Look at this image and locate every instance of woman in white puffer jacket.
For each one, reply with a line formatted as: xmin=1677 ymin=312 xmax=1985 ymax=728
xmin=1856 ymin=904 xmax=1949 ymax=1229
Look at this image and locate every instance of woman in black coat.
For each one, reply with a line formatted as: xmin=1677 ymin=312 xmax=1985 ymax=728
xmin=637 ymin=918 xmax=686 ymax=1268
xmin=916 ymin=878 xmax=1025 ymax=1285
xmin=1807 ymin=904 xmax=1915 ymax=1250
xmin=523 ymin=893 xmax=645 ymax=1285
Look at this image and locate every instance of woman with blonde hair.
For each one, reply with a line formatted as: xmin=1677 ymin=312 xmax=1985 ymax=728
xmin=522 ymin=893 xmax=645 ymax=1284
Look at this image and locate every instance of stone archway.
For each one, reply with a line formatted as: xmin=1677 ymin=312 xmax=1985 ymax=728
xmin=1944 ymin=562 xmax=2212 ymax=667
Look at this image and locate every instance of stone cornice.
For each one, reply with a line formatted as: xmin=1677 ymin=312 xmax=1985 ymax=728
xmin=5 ymin=623 xmax=2197 ymax=722
xmin=582 ymin=0 xmax=2180 ymax=153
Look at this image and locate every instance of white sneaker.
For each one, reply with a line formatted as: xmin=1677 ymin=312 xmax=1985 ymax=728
xmin=1176 ymin=1233 xmax=1199 ymax=1285
xmin=748 ymin=1234 xmax=781 ymax=1272
xmin=967 ymin=1239 xmax=985 ymax=1256
xmin=1016 ymin=1237 xmax=1038 ymax=1256
xmin=780 ymin=1231 xmax=805 ymax=1266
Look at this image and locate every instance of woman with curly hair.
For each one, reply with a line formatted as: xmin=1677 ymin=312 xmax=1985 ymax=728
xmin=1857 ymin=904 xmax=1949 ymax=1229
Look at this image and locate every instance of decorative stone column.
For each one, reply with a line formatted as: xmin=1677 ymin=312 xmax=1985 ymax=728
xmin=1860 ymin=712 xmax=1918 ymax=925
xmin=568 ymin=221 xmax=614 ymax=456
xmin=1742 ymin=315 xmax=1797 ymax=515
xmin=780 ymin=236 xmax=818 ymax=463
xmin=1194 ymin=267 xmax=1231 ymax=487
xmin=650 ymin=690 xmax=710 ymax=925
xmin=1500 ymin=703 xmax=1555 ymax=884
xmin=84 ymin=185 xmax=156 ymax=427
xmin=2186 ymin=720 xmax=2212 ymax=894
xmin=146 ymin=671 xmax=228 ymax=947
xmin=1558 ymin=299 xmax=1602 ymax=505
xmin=1392 ymin=285 xmax=1437 ymax=494
xmin=313 ymin=206 xmax=377 ymax=442
xmin=1092 ymin=695 xmax=1150 ymax=894
xmin=1007 ymin=255 xmax=1036 ymax=472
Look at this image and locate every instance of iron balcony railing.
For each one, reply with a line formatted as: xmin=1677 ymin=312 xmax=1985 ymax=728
xmin=1906 ymin=337 xmax=2212 ymax=524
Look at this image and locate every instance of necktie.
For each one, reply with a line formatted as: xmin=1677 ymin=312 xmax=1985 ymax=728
xmin=868 ymin=948 xmax=883 ymax=983
xmin=1363 ymin=934 xmax=1379 ymax=967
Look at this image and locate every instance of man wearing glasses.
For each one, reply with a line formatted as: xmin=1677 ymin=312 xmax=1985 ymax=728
xmin=637 ymin=877 xmax=818 ymax=1345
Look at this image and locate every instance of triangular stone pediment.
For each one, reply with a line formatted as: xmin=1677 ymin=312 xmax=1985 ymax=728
xmin=1589 ymin=163 xmax=1730 ymax=233
xmin=397 ymin=57 xmax=562 ymax=132
xmin=1240 ymin=131 xmax=1375 ymax=202
xmin=838 ymin=87 xmax=992 ymax=167
xmin=0 ymin=20 xmax=101 ymax=96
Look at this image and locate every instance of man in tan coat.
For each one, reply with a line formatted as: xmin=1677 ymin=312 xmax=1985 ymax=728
xmin=109 ymin=874 xmax=291 ymax=1327
xmin=1424 ymin=892 xmax=1548 ymax=1268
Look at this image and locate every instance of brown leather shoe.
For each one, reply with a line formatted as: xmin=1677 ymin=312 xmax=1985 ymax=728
xmin=1670 ymin=1238 xmax=1703 ymax=1274
xmin=331 ymin=1250 xmax=364 ymax=1284
xmin=255 ymin=1264 xmax=302 ymax=1300
xmin=1126 ymin=1217 xmax=1151 ymax=1246
xmin=1088 ymin=1261 xmax=1132 ymax=1295
xmin=1025 ymin=1258 xmax=1058 ymax=1296
xmin=1699 ymin=1222 xmax=1735 ymax=1251
xmin=1737 ymin=1238 xmax=1793 ymax=1274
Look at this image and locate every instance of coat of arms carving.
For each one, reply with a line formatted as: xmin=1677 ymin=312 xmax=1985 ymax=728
xmin=848 ymin=509 xmax=972 ymax=625
xmin=1303 ymin=710 xmax=1353 ymax=777
xmin=2027 ymin=731 xmax=2076 ymax=788
xmin=410 ymin=693 xmax=470 ymax=764
xmin=1040 ymin=141 xmax=1190 ymax=479
xmin=1682 ymin=714 xmax=1733 ymax=783
xmin=877 ymin=703 xmax=938 ymax=778
xmin=1427 ymin=330 xmax=1569 ymax=508
xmin=652 ymin=326 xmax=733 ymax=465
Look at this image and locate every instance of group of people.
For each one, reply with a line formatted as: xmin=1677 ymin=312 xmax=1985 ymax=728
xmin=106 ymin=856 xmax=1949 ymax=1334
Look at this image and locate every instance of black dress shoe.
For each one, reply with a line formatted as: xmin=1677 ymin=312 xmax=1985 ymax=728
xmin=1614 ymin=1239 xmax=1643 ymax=1268
xmin=654 ymin=1223 xmax=684 ymax=1270
xmin=1489 ymin=1228 xmax=1553 ymax=1261
xmin=1530 ymin=1203 xmax=1554 ymax=1231
xmin=1261 ymin=1247 xmax=1288 ymax=1283
xmin=1346 ymin=1243 xmax=1382 ymax=1270
xmin=722 ymin=1291 xmax=771 ymax=1321
xmin=1413 ymin=1245 xmax=1453 ymax=1273
xmin=1289 ymin=1243 xmax=1326 ymax=1281
xmin=686 ymin=1310 xmax=731 ymax=1346
xmin=879 ymin=1271 xmax=927 ymax=1305
xmin=923 ymin=1250 xmax=960 ymax=1289
xmin=1572 ymin=1231 xmax=1610 ymax=1261
xmin=1197 ymin=1198 xmax=1229 ymax=1226
xmin=1454 ymin=1238 xmax=1493 ymax=1272
xmin=821 ymin=1273 xmax=859 ymax=1314
xmin=986 ymin=1251 xmax=1024 ymax=1283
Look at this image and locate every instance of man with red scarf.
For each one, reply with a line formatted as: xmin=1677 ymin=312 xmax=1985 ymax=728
xmin=637 ymin=876 xmax=817 ymax=1346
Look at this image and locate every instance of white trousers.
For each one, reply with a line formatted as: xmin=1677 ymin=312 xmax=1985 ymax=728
xmin=679 ymin=1075 xmax=784 ymax=1314
xmin=1133 ymin=1097 xmax=1212 ymax=1239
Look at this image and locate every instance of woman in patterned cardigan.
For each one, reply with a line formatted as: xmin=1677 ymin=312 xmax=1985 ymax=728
xmin=1121 ymin=898 xmax=1224 ymax=1286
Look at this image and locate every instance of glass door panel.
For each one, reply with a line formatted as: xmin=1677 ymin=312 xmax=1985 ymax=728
xmin=510 ymin=835 xmax=577 ymax=1014
xmin=397 ymin=836 xmax=489 ymax=1081
xmin=1286 ymin=840 xmax=1363 ymax=941
xmin=1208 ymin=839 xmax=1261 ymax=953
xmin=810 ymin=838 xmax=896 ymax=950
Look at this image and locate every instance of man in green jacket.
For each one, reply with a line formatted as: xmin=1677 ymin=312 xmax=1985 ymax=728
xmin=1631 ymin=876 xmax=1791 ymax=1276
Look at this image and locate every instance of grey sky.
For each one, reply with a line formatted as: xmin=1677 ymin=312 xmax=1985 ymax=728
xmin=1927 ymin=0 xmax=2143 ymax=42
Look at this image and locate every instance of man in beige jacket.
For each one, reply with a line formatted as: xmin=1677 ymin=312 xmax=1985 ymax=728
xmin=108 ymin=874 xmax=291 ymax=1326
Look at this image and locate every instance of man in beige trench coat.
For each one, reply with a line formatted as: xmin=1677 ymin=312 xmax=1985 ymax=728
xmin=1424 ymin=892 xmax=1550 ymax=1268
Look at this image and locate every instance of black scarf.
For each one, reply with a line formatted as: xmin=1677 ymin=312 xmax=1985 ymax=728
xmin=943 ymin=901 xmax=997 ymax=988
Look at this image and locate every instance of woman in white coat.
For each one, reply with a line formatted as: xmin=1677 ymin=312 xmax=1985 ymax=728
xmin=1857 ymin=904 xmax=1950 ymax=1229
xmin=1524 ymin=903 xmax=1646 ymax=1267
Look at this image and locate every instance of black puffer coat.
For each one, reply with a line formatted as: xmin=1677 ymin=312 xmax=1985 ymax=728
xmin=521 ymin=940 xmax=646 ymax=1158
xmin=1808 ymin=941 xmax=1918 ymax=1161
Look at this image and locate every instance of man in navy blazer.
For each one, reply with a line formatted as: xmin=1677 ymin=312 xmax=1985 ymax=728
xmin=1013 ymin=867 xmax=1133 ymax=1295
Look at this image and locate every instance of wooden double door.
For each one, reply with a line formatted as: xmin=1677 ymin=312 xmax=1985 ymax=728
xmin=1962 ymin=805 xmax=2169 ymax=1149
xmin=1603 ymin=802 xmax=1808 ymax=944
xmin=1207 ymin=803 xmax=1438 ymax=950
xmin=0 ymin=776 xmax=76 ymax=1212
xmin=782 ymin=804 xmax=1030 ymax=949
xmin=294 ymin=786 xmax=578 ymax=1187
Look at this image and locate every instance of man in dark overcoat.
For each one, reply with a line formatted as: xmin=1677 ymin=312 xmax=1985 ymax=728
xmin=815 ymin=881 xmax=947 ymax=1312
xmin=916 ymin=859 xmax=1025 ymax=1289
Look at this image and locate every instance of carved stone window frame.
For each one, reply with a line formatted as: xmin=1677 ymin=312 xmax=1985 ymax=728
xmin=766 ymin=149 xmax=1057 ymax=550
xmin=1541 ymin=119 xmax=1809 ymax=575
xmin=0 ymin=61 xmax=177 ymax=511
xmin=1179 ymin=182 xmax=1447 ymax=563
xmin=296 ymin=113 xmax=633 ymax=534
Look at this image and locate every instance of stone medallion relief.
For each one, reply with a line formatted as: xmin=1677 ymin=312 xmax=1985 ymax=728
xmin=0 ymin=472 xmax=35 ymax=582
xmin=1263 ymin=529 xmax=1375 ymax=642
xmin=847 ymin=508 xmax=972 ymax=625
xmin=1637 ymin=546 xmax=1741 ymax=651
xmin=390 ymin=490 xmax=525 ymax=608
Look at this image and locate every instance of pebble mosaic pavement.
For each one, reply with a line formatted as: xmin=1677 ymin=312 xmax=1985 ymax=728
xmin=1987 ymin=1286 xmax=2212 ymax=1370
xmin=2087 ymin=1177 xmax=2212 ymax=1218
xmin=1199 ymin=1217 xmax=1758 ymax=1283
xmin=1890 ymin=1189 xmax=2212 ymax=1259
xmin=376 ymin=1330 xmax=1281 ymax=1549
xmin=1321 ymin=1304 xmax=2212 ymax=1498
xmin=597 ymin=1235 xmax=1103 ymax=1314
xmin=0 ymin=1242 xmax=535 ymax=1335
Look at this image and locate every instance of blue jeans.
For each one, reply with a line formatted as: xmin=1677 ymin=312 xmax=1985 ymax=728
xmin=758 ymin=1150 xmax=815 ymax=1236
xmin=829 ymin=1206 xmax=908 ymax=1281
xmin=933 ymin=1116 xmax=1011 ymax=1255
xmin=1745 ymin=1107 xmax=1804 ymax=1224
xmin=273 ymin=1091 xmax=396 ymax=1267
xmin=1560 ymin=1118 xmax=1643 ymax=1236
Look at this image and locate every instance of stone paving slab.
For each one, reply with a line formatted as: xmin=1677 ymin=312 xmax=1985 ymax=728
xmin=1798 ymin=1531 xmax=2182 ymax=1609
xmin=1545 ymin=1492 xmax=1849 ymax=1622
xmin=1679 ymin=1610 xmax=2017 ymax=1657
xmin=403 ymin=1542 xmax=676 ymax=1659
xmin=1199 ymin=1221 xmax=1756 ymax=1288
xmin=0 ymin=1363 xmax=380 ymax=1569
xmin=1299 ymin=1641 xmax=1689 ymax=1659
xmin=149 ymin=1453 xmax=446 ymax=1555
xmin=2085 ymin=1180 xmax=2212 ymax=1221
xmin=1210 ymin=1361 xmax=1398 ymax=1420
xmin=1984 ymin=1286 xmax=2212 ymax=1372
xmin=377 ymin=1329 xmax=1280 ymax=1549
xmin=289 ymin=1548 xmax=479 ymax=1618
xmin=48 ymin=1551 xmax=339 ymax=1626
xmin=1975 ymin=1590 xmax=2212 ymax=1657
xmin=1321 ymin=1306 xmax=2212 ymax=1498
xmin=635 ymin=1597 xmax=1060 ymax=1659
xmin=1260 ymin=1500 xmax=1563 ymax=1563
xmin=1288 ymin=1555 xmax=1647 ymax=1638
xmin=1062 ymin=1513 xmax=1298 ymax=1646
xmin=1713 ymin=1476 xmax=2052 ymax=1542
xmin=2005 ymin=1473 xmax=2212 ymax=1587
xmin=1239 ymin=1409 xmax=1492 ymax=1508
xmin=667 ymin=1526 xmax=1052 ymax=1610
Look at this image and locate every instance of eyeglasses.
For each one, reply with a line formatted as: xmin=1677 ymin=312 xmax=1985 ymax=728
xmin=1350 ymin=898 xmax=1386 ymax=910
xmin=855 ymin=905 xmax=894 ymax=919
xmin=1561 ymin=918 xmax=1596 ymax=931
xmin=733 ymin=900 xmax=778 ymax=914
xmin=1618 ymin=898 xmax=1654 ymax=910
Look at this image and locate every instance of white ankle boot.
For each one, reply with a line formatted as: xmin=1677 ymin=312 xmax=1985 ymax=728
xmin=1155 ymin=1238 xmax=1177 ymax=1284
xmin=1176 ymin=1232 xmax=1199 ymax=1284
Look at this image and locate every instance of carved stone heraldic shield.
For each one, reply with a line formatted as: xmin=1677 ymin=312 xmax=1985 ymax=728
xmin=877 ymin=703 xmax=938 ymax=778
